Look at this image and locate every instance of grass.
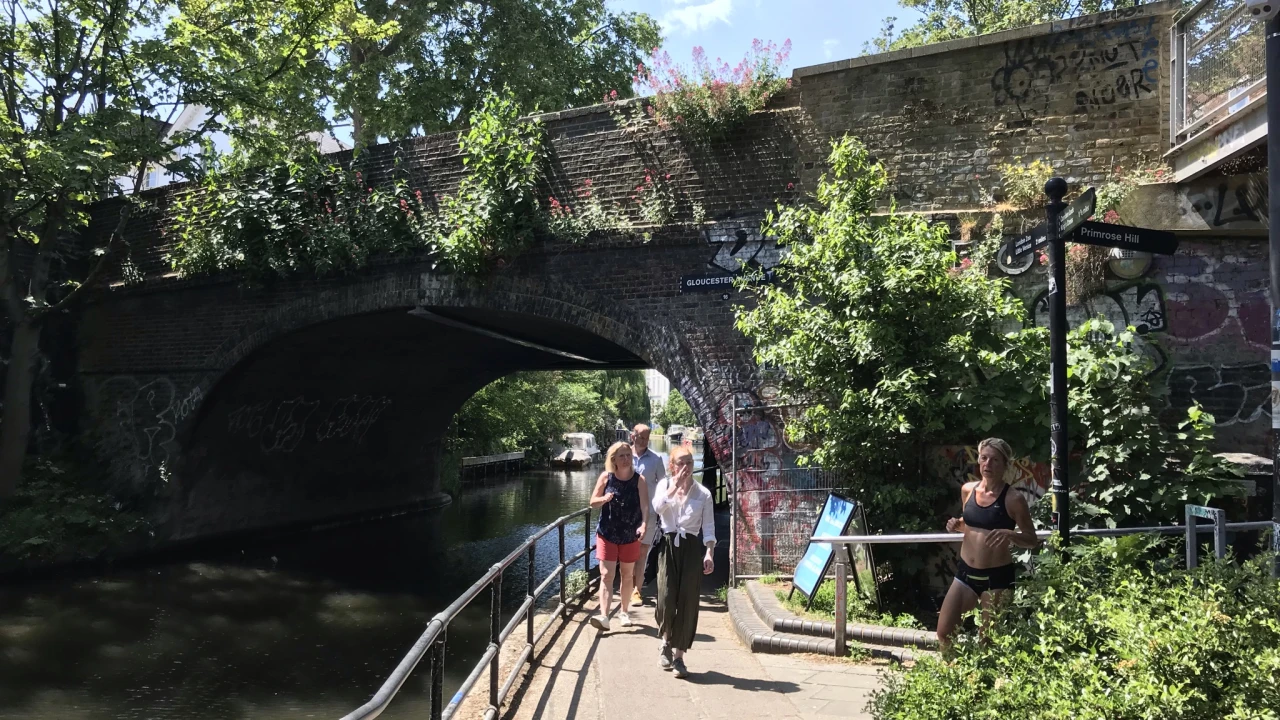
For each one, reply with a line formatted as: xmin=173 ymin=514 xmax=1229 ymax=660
xmin=774 ymin=580 xmax=923 ymax=630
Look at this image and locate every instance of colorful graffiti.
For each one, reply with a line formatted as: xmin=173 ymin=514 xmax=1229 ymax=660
xmin=930 ymin=445 xmax=1050 ymax=503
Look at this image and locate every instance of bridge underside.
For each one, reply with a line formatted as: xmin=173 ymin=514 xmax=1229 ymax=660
xmin=171 ymin=307 xmax=646 ymax=540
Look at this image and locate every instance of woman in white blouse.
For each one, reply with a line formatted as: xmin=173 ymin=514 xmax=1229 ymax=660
xmin=650 ymin=445 xmax=715 ymax=679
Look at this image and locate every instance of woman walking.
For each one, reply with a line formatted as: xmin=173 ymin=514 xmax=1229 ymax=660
xmin=651 ymin=445 xmax=715 ymax=679
xmin=589 ymin=441 xmax=649 ymax=631
xmin=937 ymin=437 xmax=1039 ymax=651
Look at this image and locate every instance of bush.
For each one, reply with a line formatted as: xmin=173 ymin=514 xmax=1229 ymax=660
xmin=869 ymin=537 xmax=1280 ymax=720
xmin=0 ymin=456 xmax=150 ymax=563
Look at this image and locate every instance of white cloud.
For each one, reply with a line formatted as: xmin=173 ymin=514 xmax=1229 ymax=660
xmin=663 ymin=0 xmax=733 ymax=35
xmin=823 ymin=38 xmax=840 ymax=59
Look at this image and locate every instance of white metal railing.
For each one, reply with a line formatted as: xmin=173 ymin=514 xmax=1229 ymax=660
xmin=1171 ymin=0 xmax=1268 ymax=145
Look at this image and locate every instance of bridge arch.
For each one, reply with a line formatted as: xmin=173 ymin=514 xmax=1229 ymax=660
xmin=139 ymin=268 xmax=720 ymax=540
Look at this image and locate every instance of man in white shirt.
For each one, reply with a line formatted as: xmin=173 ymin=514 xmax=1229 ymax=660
xmin=630 ymin=423 xmax=666 ymax=606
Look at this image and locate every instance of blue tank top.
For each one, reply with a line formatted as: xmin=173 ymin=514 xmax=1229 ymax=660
xmin=596 ymin=472 xmax=643 ymax=545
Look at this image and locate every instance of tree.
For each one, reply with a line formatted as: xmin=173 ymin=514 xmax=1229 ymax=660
xmin=1 ymin=0 xmax=339 ymax=498
xmin=655 ymin=388 xmax=695 ymax=429
xmin=868 ymin=0 xmax=1143 ymax=52
xmin=735 ymin=136 xmax=1038 ymax=535
xmin=735 ymin=136 xmax=1240 ymax=540
xmin=450 ymin=371 xmax=603 ymax=462
xmin=332 ymin=0 xmax=660 ymax=146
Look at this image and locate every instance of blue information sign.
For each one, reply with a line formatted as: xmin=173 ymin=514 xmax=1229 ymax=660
xmin=791 ymin=494 xmax=858 ymax=601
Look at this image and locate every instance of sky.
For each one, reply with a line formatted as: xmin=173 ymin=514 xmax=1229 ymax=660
xmin=610 ymin=0 xmax=918 ymax=79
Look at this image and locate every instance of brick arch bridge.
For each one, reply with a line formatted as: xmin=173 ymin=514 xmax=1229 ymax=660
xmin=70 ymin=0 xmax=1270 ymax=546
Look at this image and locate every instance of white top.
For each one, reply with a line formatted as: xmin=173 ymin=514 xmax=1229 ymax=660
xmin=652 ymin=478 xmax=716 ymax=548
xmin=633 ymin=448 xmax=667 ymax=544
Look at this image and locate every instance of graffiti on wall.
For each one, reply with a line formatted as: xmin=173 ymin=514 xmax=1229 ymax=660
xmin=702 ymin=216 xmax=783 ymax=276
xmin=100 ymin=376 xmax=205 ymax=482
xmin=930 ymin=445 xmax=1049 ymax=502
xmin=991 ymin=17 xmax=1158 ymax=114
xmin=1031 ymin=282 xmax=1170 ymax=371
xmin=226 ymin=394 xmax=392 ymax=454
xmin=1166 ymin=364 xmax=1270 ymax=426
xmin=1180 ymin=177 xmax=1265 ymax=230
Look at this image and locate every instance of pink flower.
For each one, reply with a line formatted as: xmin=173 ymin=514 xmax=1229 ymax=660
xmin=1104 ymin=209 xmax=1120 ymax=223
xmin=960 ymin=257 xmax=973 ymax=269
xmin=415 ymin=190 xmax=423 ymax=202
xmin=665 ymin=174 xmax=671 ymax=180
xmin=610 ymin=89 xmax=618 ymax=100
xmin=355 ymin=172 xmax=362 ymax=180
xmin=786 ymin=182 xmax=795 ymax=191
xmin=583 ymin=178 xmax=592 ymax=186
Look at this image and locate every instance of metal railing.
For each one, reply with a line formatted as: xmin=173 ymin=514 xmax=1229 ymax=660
xmin=341 ymin=507 xmax=599 ymax=720
xmin=1171 ymin=0 xmax=1268 ymax=144
xmin=812 ymin=516 xmax=1277 ymax=657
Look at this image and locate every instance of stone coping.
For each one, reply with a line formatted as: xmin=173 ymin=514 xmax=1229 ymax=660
xmin=745 ymin=581 xmax=938 ymax=650
xmin=792 ymin=0 xmax=1179 ymax=79
xmin=728 ymin=588 xmax=919 ymax=664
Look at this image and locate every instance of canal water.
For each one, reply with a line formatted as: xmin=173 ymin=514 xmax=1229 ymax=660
xmin=0 ymin=440 xmax=700 ymax=720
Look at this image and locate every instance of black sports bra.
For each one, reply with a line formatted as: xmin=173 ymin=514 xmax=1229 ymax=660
xmin=963 ymin=484 xmax=1017 ymax=531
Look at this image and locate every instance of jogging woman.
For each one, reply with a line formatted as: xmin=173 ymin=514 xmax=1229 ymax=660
xmin=589 ymin=441 xmax=649 ymax=631
xmin=651 ymin=445 xmax=715 ymax=678
xmin=937 ymin=437 xmax=1039 ymax=651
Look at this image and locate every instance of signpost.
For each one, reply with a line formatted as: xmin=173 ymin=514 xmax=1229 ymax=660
xmin=1034 ymin=179 xmax=1180 ymax=546
xmin=1002 ymin=187 xmax=1098 ymax=263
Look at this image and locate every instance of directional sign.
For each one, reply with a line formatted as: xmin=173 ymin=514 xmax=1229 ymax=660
xmin=1073 ymin=220 xmax=1179 ymax=255
xmin=1057 ymin=186 xmax=1096 ymax=237
xmin=1003 ymin=223 xmax=1050 ymax=262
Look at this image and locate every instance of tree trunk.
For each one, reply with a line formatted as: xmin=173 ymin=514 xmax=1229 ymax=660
xmin=0 ymin=317 xmax=41 ymax=498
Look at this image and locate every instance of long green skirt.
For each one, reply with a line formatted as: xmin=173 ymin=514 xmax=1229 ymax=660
xmin=656 ymin=533 xmax=704 ymax=652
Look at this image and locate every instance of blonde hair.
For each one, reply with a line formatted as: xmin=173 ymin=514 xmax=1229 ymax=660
xmin=977 ymin=437 xmax=1013 ymax=464
xmin=668 ymin=444 xmax=694 ymax=473
xmin=604 ymin=441 xmax=633 ymax=474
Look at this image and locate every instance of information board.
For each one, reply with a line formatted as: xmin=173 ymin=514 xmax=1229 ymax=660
xmin=791 ymin=494 xmax=858 ymax=601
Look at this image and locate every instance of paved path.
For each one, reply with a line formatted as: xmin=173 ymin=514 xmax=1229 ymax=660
xmin=498 ymin=595 xmax=889 ymax=720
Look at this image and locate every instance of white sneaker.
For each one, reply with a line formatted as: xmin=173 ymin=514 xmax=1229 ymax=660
xmin=619 ymin=612 xmax=633 ymax=627
xmin=589 ymin=614 xmax=610 ymax=631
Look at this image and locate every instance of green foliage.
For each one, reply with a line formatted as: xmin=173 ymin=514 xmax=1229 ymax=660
xmin=1065 ymin=318 xmax=1244 ymax=525
xmin=0 ymin=456 xmax=149 ymax=563
xmin=869 ymin=537 xmax=1280 ymax=720
xmin=758 ymin=573 xmax=781 ymax=585
xmin=546 ymin=180 xmax=630 ymax=241
xmin=169 ymin=89 xmax=545 ymax=279
xmin=779 ymin=581 xmax=922 ymax=629
xmin=736 ymin=136 xmax=1037 ymax=538
xmin=564 ymin=568 xmax=591 ymax=597
xmin=655 ymin=388 xmax=696 ymax=429
xmin=867 ymin=0 xmax=1144 ymax=53
xmin=449 ymin=370 xmax=604 ymax=463
xmin=715 ymin=584 xmax=729 ymax=603
xmin=736 ymin=136 xmax=1240 ymax=548
xmin=446 ymin=369 xmax=650 ymax=466
xmin=332 ymin=0 xmax=661 ymax=145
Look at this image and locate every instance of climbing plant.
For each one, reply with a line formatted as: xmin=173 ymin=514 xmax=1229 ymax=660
xmin=169 ymin=90 xmax=547 ymax=278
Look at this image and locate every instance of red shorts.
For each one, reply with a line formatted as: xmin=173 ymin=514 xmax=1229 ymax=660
xmin=596 ymin=537 xmax=642 ymax=563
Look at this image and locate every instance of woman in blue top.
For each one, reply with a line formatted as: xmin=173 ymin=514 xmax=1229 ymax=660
xmin=588 ymin=441 xmax=649 ymax=631
xmin=937 ymin=438 xmax=1039 ymax=651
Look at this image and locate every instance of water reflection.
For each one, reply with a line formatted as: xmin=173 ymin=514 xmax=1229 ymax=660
xmin=0 ymin=441 xmax=701 ymax=720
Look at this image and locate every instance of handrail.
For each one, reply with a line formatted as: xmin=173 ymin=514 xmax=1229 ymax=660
xmin=814 ymin=517 xmax=1275 ymax=657
xmin=341 ymin=506 xmax=598 ymax=720
xmin=811 ymin=520 xmax=1274 ymax=545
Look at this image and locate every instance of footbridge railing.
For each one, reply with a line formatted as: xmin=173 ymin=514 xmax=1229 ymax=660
xmin=340 ymin=506 xmax=599 ymax=720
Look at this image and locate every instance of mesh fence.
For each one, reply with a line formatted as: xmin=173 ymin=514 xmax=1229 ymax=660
xmin=1179 ymin=0 xmax=1266 ymax=131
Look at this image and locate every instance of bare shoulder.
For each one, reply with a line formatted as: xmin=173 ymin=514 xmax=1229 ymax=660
xmin=961 ymin=480 xmax=978 ymax=497
xmin=595 ymin=471 xmax=610 ymax=486
xmin=1006 ymin=486 xmax=1032 ymax=512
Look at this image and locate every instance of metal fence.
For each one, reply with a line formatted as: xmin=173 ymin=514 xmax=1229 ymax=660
xmin=813 ymin=514 xmax=1278 ymax=657
xmin=728 ymin=400 xmax=864 ymax=582
xmin=340 ymin=507 xmax=599 ymax=720
xmin=1172 ymin=0 xmax=1267 ymax=143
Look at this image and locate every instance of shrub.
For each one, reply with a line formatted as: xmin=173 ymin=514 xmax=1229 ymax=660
xmin=869 ymin=537 xmax=1280 ymax=719
xmin=632 ymin=39 xmax=791 ymax=140
xmin=0 ymin=456 xmax=150 ymax=563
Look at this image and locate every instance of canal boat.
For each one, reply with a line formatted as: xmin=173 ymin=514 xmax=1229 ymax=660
xmin=551 ymin=432 xmax=600 ymax=469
